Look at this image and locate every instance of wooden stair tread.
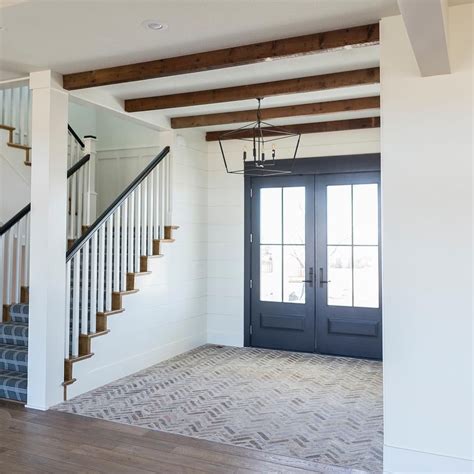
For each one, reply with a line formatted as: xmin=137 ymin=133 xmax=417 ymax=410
xmin=147 ymin=254 xmax=164 ymax=259
xmin=62 ymin=378 xmax=77 ymax=387
xmin=112 ymin=289 xmax=139 ymax=296
xmin=67 ymin=353 xmax=94 ymax=364
xmin=82 ymin=330 xmax=110 ymax=339
xmin=127 ymin=271 xmax=152 ymax=277
xmin=0 ymin=124 xmax=15 ymax=131
xmin=159 ymin=238 xmax=175 ymax=243
xmin=97 ymin=308 xmax=124 ymax=317
xmin=7 ymin=142 xmax=31 ymax=150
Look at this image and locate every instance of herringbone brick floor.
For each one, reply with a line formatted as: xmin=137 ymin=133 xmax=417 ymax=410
xmin=54 ymin=345 xmax=383 ymax=472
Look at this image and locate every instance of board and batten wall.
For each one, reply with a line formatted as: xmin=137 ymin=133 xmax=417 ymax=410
xmin=381 ymin=5 xmax=473 ymax=472
xmin=68 ymin=129 xmax=209 ymax=398
xmin=206 ymin=127 xmax=381 ymax=346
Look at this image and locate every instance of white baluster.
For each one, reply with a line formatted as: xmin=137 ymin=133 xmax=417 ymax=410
xmin=134 ymin=187 xmax=141 ymax=272
xmin=4 ymin=89 xmax=11 ymax=129
xmin=23 ymin=214 xmax=30 ymax=287
xmin=127 ymin=194 xmax=134 ymax=275
xmin=82 ymin=163 xmax=88 ymax=231
xmin=90 ymin=233 xmax=97 ymax=333
xmin=105 ymin=218 xmax=113 ymax=311
xmin=113 ymin=210 xmax=120 ymax=292
xmin=14 ymin=222 xmax=21 ymax=302
xmin=160 ymin=162 xmax=166 ymax=239
xmin=97 ymin=226 xmax=105 ymax=313
xmin=27 ymin=88 xmax=32 ymax=147
xmin=0 ymin=235 xmax=4 ymax=312
xmin=72 ymin=255 xmax=80 ymax=357
xmin=69 ymin=173 xmax=77 ymax=239
xmin=0 ymin=89 xmax=4 ymax=124
xmin=153 ymin=167 xmax=159 ymax=240
xmin=141 ymin=179 xmax=147 ymax=256
xmin=81 ymin=241 xmax=89 ymax=335
xmin=5 ymin=230 xmax=13 ymax=304
xmin=65 ymin=260 xmax=71 ymax=358
xmin=85 ymin=160 xmax=91 ymax=226
xmin=121 ymin=201 xmax=128 ymax=291
xmin=77 ymin=168 xmax=83 ymax=239
xmin=147 ymin=174 xmax=153 ymax=256
xmin=167 ymin=154 xmax=173 ymax=225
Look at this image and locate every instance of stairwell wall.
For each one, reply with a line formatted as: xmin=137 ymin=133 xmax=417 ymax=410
xmin=67 ymin=129 xmax=209 ymax=398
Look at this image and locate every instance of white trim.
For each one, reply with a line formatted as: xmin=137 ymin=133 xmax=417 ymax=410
xmin=384 ymin=444 xmax=474 ymax=473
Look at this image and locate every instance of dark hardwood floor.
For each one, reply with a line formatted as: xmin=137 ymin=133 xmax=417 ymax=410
xmin=0 ymin=400 xmax=347 ymax=473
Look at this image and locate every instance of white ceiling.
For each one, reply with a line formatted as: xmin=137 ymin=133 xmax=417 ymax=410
xmin=0 ymin=0 xmax=470 ymax=131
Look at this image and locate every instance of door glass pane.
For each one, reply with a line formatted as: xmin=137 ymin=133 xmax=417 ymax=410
xmin=327 ymin=246 xmax=352 ymax=307
xmin=260 ymin=245 xmax=282 ymax=302
xmin=327 ymin=185 xmax=352 ymax=245
xmin=283 ymin=187 xmax=305 ymax=244
xmin=283 ymin=245 xmax=305 ymax=304
xmin=354 ymin=246 xmax=379 ymax=308
xmin=353 ymin=184 xmax=378 ymax=245
xmin=260 ymin=188 xmax=282 ymax=244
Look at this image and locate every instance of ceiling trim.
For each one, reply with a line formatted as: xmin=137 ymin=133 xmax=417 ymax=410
xmin=205 ymin=116 xmax=380 ymax=141
xmin=62 ymin=23 xmax=379 ymax=91
xmin=125 ymin=68 xmax=380 ymax=112
xmin=170 ymin=96 xmax=380 ymax=129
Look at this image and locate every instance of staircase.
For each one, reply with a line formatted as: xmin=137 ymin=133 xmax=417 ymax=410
xmin=1 ymin=132 xmax=174 ymax=402
xmin=0 ymin=301 xmax=29 ymax=402
xmin=0 ymin=82 xmax=32 ymax=166
xmin=0 ymin=115 xmax=95 ymax=403
xmin=63 ymin=146 xmax=174 ymax=397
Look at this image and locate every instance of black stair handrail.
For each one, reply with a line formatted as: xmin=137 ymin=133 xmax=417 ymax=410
xmin=0 ymin=203 xmax=31 ymax=236
xmin=67 ymin=154 xmax=90 ymax=178
xmin=68 ymin=124 xmax=85 ymax=149
xmin=0 ymin=153 xmax=92 ymax=237
xmin=66 ymin=145 xmax=171 ymax=262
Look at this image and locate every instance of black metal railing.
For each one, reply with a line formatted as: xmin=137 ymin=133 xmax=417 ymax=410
xmin=0 ymin=153 xmax=92 ymax=236
xmin=67 ymin=146 xmax=170 ymax=262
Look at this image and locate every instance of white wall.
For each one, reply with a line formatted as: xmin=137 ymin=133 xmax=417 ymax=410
xmin=0 ymin=129 xmax=30 ymax=223
xmin=206 ymin=128 xmax=381 ymax=346
xmin=381 ymin=5 xmax=473 ymax=471
xmin=68 ymin=129 xmax=209 ymax=398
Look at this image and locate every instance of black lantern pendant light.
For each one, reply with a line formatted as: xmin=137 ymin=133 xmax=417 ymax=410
xmin=218 ymin=98 xmax=301 ymax=177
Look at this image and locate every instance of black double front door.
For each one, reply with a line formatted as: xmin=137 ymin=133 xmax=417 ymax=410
xmin=249 ymin=172 xmax=382 ymax=360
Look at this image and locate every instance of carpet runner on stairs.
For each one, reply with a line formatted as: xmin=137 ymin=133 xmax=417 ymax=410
xmin=0 ymin=303 xmax=28 ymax=403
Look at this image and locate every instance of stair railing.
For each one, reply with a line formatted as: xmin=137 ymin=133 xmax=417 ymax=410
xmin=0 ymin=204 xmax=31 ymax=312
xmin=65 ymin=146 xmax=171 ymax=360
xmin=0 ymin=153 xmax=91 ymax=313
xmin=0 ymin=78 xmax=31 ymax=146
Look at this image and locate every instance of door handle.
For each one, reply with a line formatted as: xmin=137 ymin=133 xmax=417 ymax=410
xmin=302 ymin=267 xmax=314 ymax=287
xmin=319 ymin=267 xmax=331 ymax=288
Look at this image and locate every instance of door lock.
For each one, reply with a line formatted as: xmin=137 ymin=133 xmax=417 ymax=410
xmin=302 ymin=267 xmax=314 ymax=287
xmin=319 ymin=267 xmax=331 ymax=288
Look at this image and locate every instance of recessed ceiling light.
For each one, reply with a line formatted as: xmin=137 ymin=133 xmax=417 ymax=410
xmin=142 ymin=20 xmax=168 ymax=31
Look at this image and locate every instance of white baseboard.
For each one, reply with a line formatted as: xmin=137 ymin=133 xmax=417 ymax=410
xmin=66 ymin=332 xmax=207 ymax=400
xmin=384 ymin=444 xmax=473 ymax=473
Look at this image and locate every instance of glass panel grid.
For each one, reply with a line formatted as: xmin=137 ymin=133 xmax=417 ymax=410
xmin=259 ymin=186 xmax=306 ymax=304
xmin=326 ymin=183 xmax=379 ymax=308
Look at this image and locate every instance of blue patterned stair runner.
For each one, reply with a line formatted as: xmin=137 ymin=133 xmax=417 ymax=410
xmin=0 ymin=303 xmax=28 ymax=402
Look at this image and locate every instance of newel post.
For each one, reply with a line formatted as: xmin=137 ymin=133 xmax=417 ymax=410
xmin=27 ymin=70 xmax=68 ymax=410
xmin=83 ymin=135 xmax=97 ymax=224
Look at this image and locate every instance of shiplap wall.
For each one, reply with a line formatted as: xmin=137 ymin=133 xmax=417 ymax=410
xmin=68 ymin=130 xmax=209 ymax=398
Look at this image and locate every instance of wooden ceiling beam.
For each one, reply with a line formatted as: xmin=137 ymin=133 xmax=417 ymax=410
xmin=171 ymin=96 xmax=380 ymax=129
xmin=125 ymin=67 xmax=380 ymax=112
xmin=205 ymin=117 xmax=380 ymax=141
xmin=62 ymin=24 xmax=379 ymax=90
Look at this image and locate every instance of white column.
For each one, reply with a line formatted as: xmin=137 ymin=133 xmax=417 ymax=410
xmin=83 ymin=136 xmax=97 ymax=223
xmin=27 ymin=70 xmax=68 ymax=410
